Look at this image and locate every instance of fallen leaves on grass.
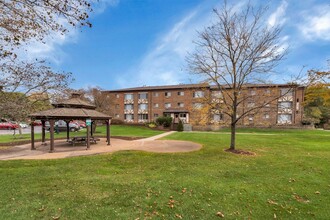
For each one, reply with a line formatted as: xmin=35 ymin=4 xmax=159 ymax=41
xmin=168 ymin=197 xmax=175 ymax=209
xmin=224 ymin=148 xmax=256 ymax=156
xmin=175 ymin=214 xmax=183 ymax=219
xmin=216 ymin=211 xmax=225 ymax=218
xmin=267 ymin=199 xmax=278 ymax=205
xmin=292 ymin=194 xmax=309 ymax=203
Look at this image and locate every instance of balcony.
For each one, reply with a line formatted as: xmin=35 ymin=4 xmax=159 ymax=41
xmin=124 ymin=99 xmax=134 ymax=104
xmin=138 ymin=109 xmax=148 ymax=114
xmin=124 ymin=109 xmax=134 ymax=114
xmin=278 ymin=95 xmax=293 ymax=102
xmin=138 ymin=99 xmax=148 ymax=104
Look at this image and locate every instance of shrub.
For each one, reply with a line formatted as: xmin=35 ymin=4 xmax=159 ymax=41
xmin=156 ymin=116 xmax=172 ymax=127
xmin=177 ymin=119 xmax=183 ymax=132
xmin=145 ymin=122 xmax=157 ymax=128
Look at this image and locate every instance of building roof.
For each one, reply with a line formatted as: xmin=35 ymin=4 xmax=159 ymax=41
xmin=104 ymin=83 xmax=210 ymax=92
xmin=105 ymin=83 xmax=304 ymax=93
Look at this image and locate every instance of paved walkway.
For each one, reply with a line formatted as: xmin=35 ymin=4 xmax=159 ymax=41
xmin=0 ymin=131 xmax=202 ymax=160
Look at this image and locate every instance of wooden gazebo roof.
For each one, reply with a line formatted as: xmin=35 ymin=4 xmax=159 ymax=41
xmin=30 ymin=93 xmax=111 ymax=120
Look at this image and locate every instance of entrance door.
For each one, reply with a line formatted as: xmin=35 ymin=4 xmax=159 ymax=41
xmin=174 ymin=114 xmax=179 ymax=124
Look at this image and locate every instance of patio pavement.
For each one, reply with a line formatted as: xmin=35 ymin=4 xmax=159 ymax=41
xmin=0 ymin=131 xmax=202 ymax=160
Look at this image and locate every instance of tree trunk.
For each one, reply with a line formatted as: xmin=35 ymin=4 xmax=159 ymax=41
xmin=230 ymin=93 xmax=238 ymax=150
xmin=230 ymin=122 xmax=236 ymax=150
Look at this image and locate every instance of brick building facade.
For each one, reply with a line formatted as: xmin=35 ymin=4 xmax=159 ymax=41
xmin=104 ymin=84 xmax=305 ymax=127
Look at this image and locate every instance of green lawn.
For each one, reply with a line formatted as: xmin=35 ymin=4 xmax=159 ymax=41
xmin=0 ymin=129 xmax=329 ymax=219
xmin=0 ymin=125 xmax=164 ymax=144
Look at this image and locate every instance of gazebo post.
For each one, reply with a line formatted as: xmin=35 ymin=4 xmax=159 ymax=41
xmin=41 ymin=120 xmax=46 ymax=145
xmin=65 ymin=120 xmax=70 ymax=142
xmin=31 ymin=122 xmax=36 ymax=150
xmin=86 ymin=123 xmax=91 ymax=150
xmin=49 ymin=119 xmax=55 ymax=153
xmin=106 ymin=119 xmax=110 ymax=146
xmin=91 ymin=121 xmax=94 ymax=137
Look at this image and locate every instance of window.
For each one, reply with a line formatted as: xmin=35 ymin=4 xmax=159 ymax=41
xmin=177 ymin=91 xmax=184 ymax=96
xmin=179 ymin=113 xmax=186 ymax=118
xmin=138 ymin=93 xmax=148 ymax=99
xmin=115 ymin=114 xmax=120 ymax=118
xmin=212 ymin=91 xmax=223 ymax=98
xmin=264 ymin=114 xmax=270 ymax=119
xmin=250 ymin=90 xmax=256 ymax=95
xmin=193 ymin=91 xmax=204 ymax=98
xmin=248 ymin=115 xmax=254 ymax=121
xmin=165 ymin=103 xmax=171 ymax=108
xmin=153 ymin=103 xmax=159 ymax=108
xmin=124 ymin=93 xmax=133 ymax=100
xmin=138 ymin=103 xmax=148 ymax=110
xmin=154 ymin=113 xmax=159 ymax=118
xmin=124 ymin=104 xmax=133 ymax=110
xmin=213 ymin=114 xmax=223 ymax=122
xmin=277 ymin=114 xmax=292 ymax=124
xmin=265 ymin=89 xmax=271 ymax=94
xmin=178 ymin=102 xmax=184 ymax=107
xmin=265 ymin=103 xmax=270 ymax=107
xmin=124 ymin=114 xmax=134 ymax=120
xmin=193 ymin=103 xmax=203 ymax=109
xmin=115 ymin=94 xmax=119 ymax=98
xmin=115 ymin=104 xmax=119 ymax=109
xmin=279 ymin=101 xmax=292 ymax=109
xmin=280 ymin=88 xmax=293 ymax=96
xmin=138 ymin=114 xmax=148 ymax=120
xmin=165 ymin=92 xmax=171 ymax=97
xmin=153 ymin=92 xmax=159 ymax=97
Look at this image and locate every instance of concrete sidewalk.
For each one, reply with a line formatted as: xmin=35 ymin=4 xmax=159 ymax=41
xmin=136 ymin=131 xmax=177 ymax=141
xmin=0 ymin=131 xmax=201 ymax=160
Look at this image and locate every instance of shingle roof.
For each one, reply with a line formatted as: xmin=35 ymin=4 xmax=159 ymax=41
xmin=53 ymin=97 xmax=96 ymax=109
xmin=30 ymin=93 xmax=111 ymax=120
xmin=30 ymin=108 xmax=111 ymax=120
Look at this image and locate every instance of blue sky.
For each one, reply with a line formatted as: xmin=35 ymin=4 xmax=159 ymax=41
xmin=24 ymin=0 xmax=330 ymax=90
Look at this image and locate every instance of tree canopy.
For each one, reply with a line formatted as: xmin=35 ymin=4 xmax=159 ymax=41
xmin=0 ymin=0 xmax=92 ymax=58
xmin=187 ymin=1 xmax=287 ymax=150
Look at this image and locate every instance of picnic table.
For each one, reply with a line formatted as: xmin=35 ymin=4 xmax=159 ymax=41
xmin=69 ymin=136 xmax=100 ymax=146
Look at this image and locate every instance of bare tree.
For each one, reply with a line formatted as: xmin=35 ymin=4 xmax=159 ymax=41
xmin=0 ymin=0 xmax=92 ymax=58
xmin=0 ymin=60 xmax=73 ymax=134
xmin=187 ymin=2 xmax=288 ymax=150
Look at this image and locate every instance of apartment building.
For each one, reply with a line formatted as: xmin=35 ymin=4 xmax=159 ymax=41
xmin=104 ymin=83 xmax=305 ymax=127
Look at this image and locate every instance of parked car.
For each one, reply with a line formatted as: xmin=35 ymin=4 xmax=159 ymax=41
xmin=0 ymin=122 xmax=19 ymax=130
xmin=45 ymin=120 xmax=80 ymax=132
xmin=30 ymin=120 xmax=42 ymax=126
xmin=73 ymin=120 xmax=86 ymax=128
xmin=19 ymin=122 xmax=29 ymax=128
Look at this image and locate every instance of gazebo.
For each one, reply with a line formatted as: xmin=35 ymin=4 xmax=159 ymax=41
xmin=29 ymin=93 xmax=112 ymax=152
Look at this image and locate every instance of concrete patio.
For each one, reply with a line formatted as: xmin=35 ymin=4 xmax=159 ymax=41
xmin=0 ymin=131 xmax=202 ymax=160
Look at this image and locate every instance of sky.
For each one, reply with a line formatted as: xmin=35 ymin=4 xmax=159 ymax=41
xmin=23 ymin=0 xmax=330 ymax=90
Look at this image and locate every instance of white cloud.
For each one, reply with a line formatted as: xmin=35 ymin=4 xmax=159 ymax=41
xmin=299 ymin=5 xmax=330 ymax=41
xmin=268 ymin=0 xmax=288 ymax=27
xmin=116 ymin=5 xmax=215 ymax=88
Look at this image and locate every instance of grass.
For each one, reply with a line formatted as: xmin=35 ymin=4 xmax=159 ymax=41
xmin=0 ymin=129 xmax=329 ymax=219
xmin=0 ymin=125 xmax=164 ymax=144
